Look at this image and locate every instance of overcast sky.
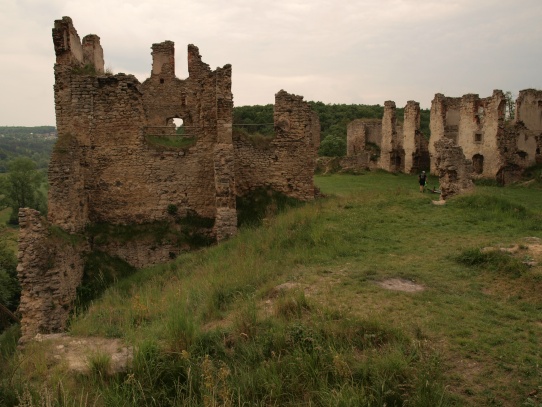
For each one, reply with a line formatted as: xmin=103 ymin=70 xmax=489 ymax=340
xmin=2 ymin=0 xmax=541 ymax=126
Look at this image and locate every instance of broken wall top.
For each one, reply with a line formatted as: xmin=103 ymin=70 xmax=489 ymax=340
xmin=53 ymin=17 xmax=104 ymax=73
xmin=49 ymin=17 xmax=234 ymax=233
xmin=516 ymin=89 xmax=542 ymax=132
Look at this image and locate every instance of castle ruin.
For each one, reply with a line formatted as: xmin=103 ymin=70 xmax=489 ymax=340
xmin=429 ymin=89 xmax=542 ymax=184
xmin=16 ymin=17 xmax=319 ymax=342
xmin=344 ymin=101 xmax=429 ymax=173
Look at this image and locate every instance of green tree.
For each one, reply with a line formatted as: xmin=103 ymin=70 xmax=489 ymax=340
xmin=504 ymin=91 xmax=515 ymax=121
xmin=0 ymin=235 xmax=18 ymax=331
xmin=0 ymin=157 xmax=46 ymax=225
xmin=319 ymin=134 xmax=347 ymax=157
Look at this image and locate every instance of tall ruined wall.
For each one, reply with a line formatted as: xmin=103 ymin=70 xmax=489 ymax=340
xmin=19 ymin=17 xmax=237 ymax=341
xmin=379 ymin=101 xmax=405 ymax=172
xmin=347 ymin=119 xmax=367 ymax=156
xmin=456 ymin=91 xmax=505 ymax=178
xmin=429 ymin=94 xmax=460 ymax=174
xmin=233 ymin=90 xmax=320 ymax=201
xmin=516 ymin=89 xmax=542 ymax=132
xmin=495 ymin=89 xmax=542 ymax=183
xmin=17 ymin=209 xmax=88 ymax=342
xmin=430 ymin=89 xmax=541 ymax=183
xmin=402 ymin=101 xmax=429 ymax=174
xmin=18 ymin=17 xmax=321 ymax=340
xmin=513 ymin=89 xmax=542 ymax=167
xmin=434 ymin=138 xmax=474 ymax=200
xmin=379 ymin=101 xmax=396 ymax=171
xmin=345 ymin=102 xmax=426 ymax=173
xmin=49 ymin=17 xmax=235 ymax=238
xmin=52 ymin=17 xmax=104 ymax=72
xmin=346 ymin=119 xmax=382 ymax=157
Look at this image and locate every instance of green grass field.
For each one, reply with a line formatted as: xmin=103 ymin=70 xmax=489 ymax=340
xmin=1 ymin=172 xmax=541 ymax=406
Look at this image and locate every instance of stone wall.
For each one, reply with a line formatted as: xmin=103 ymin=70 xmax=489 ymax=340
xmin=233 ymin=90 xmax=320 ymax=201
xmin=403 ymin=101 xmax=430 ymax=174
xmin=429 ymin=89 xmax=542 ymax=183
xmin=17 ymin=209 xmax=88 ymax=342
xmin=516 ymin=89 xmax=542 ymax=133
xmin=346 ymin=119 xmax=382 ymax=156
xmin=17 ymin=17 xmax=319 ymax=341
xmin=429 ymin=94 xmax=461 ymax=174
xmin=345 ymin=101 xmax=428 ymax=173
xmin=379 ymin=101 xmax=402 ymax=172
xmin=433 ymin=138 xmax=474 ymax=200
xmin=50 ymin=19 xmax=235 ymax=235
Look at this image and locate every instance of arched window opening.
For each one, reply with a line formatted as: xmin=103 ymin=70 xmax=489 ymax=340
xmin=173 ymin=118 xmax=184 ymax=135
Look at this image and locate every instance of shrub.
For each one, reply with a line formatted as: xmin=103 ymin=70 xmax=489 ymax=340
xmin=318 ymin=134 xmax=346 ymax=157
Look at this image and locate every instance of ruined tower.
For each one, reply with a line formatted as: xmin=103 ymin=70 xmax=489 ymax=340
xmin=429 ymin=89 xmax=542 ymax=183
xmin=16 ymin=17 xmax=319 ymax=342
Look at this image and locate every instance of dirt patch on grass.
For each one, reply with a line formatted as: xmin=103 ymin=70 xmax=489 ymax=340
xmin=33 ymin=333 xmax=133 ymax=374
xmin=482 ymin=237 xmax=542 ymax=267
xmin=376 ymin=278 xmax=425 ymax=292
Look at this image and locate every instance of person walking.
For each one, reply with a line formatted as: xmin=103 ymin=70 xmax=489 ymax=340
xmin=418 ymin=170 xmax=427 ymax=192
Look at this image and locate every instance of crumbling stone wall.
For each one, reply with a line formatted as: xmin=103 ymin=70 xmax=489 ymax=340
xmin=17 ymin=209 xmax=88 ymax=342
xmin=344 ymin=119 xmax=381 ymax=169
xmin=433 ymin=138 xmax=474 ymax=200
xmin=17 ymin=17 xmax=319 ymax=341
xmin=429 ymin=94 xmax=461 ymax=175
xmin=347 ymin=119 xmax=382 ymax=156
xmin=50 ymin=18 xmax=235 ymax=237
xmin=379 ymin=101 xmax=404 ymax=172
xmin=233 ymin=90 xmax=320 ymax=201
xmin=430 ymin=89 xmax=541 ymax=183
xmin=403 ymin=101 xmax=430 ymax=173
xmin=516 ymin=89 xmax=542 ymax=133
xmin=345 ymin=101 xmax=428 ymax=173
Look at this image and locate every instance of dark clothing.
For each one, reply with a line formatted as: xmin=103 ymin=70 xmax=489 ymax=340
xmin=418 ymin=174 xmax=427 ymax=186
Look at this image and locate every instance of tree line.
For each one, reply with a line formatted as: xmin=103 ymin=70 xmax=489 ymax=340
xmin=233 ymin=102 xmax=431 ymax=157
xmin=0 ymin=127 xmax=56 ymax=173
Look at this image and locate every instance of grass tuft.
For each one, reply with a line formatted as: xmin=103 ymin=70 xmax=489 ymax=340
xmin=87 ymin=351 xmax=112 ymax=380
xmin=455 ymin=247 xmax=529 ymax=276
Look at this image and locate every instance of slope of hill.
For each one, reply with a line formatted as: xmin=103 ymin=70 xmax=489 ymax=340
xmin=1 ymin=172 xmax=541 ymax=406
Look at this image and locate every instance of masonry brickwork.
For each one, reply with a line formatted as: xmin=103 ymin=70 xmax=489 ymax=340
xmin=403 ymin=101 xmax=430 ymax=174
xmin=17 ymin=17 xmax=319 ymax=341
xmin=344 ymin=101 xmax=428 ymax=174
xmin=429 ymin=89 xmax=542 ymax=184
xmin=233 ymin=91 xmax=320 ymax=200
xmin=17 ymin=209 xmax=88 ymax=342
xmin=433 ymin=138 xmax=474 ymax=200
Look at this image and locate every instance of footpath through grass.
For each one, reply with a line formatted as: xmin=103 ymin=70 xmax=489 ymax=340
xmin=1 ymin=172 xmax=542 ymax=406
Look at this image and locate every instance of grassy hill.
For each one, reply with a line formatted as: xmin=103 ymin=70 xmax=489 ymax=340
xmin=1 ymin=172 xmax=542 ymax=406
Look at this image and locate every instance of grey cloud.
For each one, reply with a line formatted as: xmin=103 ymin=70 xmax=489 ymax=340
xmin=1 ymin=0 xmax=541 ymax=125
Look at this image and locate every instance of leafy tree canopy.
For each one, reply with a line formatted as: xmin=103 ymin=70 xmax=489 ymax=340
xmin=0 ymin=128 xmax=56 ymax=172
xmin=0 ymin=157 xmax=46 ymax=224
xmin=233 ymin=103 xmax=430 ymax=157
